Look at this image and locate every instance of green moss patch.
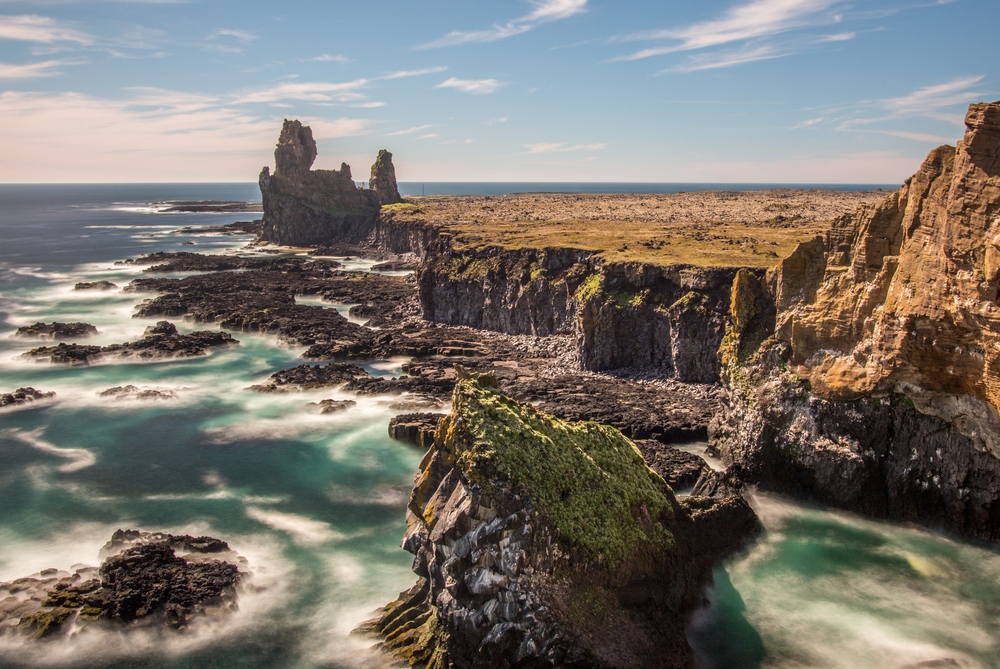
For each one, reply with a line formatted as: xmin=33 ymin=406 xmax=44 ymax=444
xmin=451 ymin=378 xmax=677 ymax=566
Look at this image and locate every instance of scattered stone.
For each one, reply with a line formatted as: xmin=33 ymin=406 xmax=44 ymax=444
xmin=0 ymin=387 xmax=55 ymax=408
xmin=248 ymin=363 xmax=371 ymax=392
xmin=172 ymin=220 xmax=263 ymax=236
xmin=14 ymin=321 xmax=99 ymax=340
xmin=633 ymin=440 xmax=710 ymax=490
xmin=74 ymin=281 xmax=118 ymax=291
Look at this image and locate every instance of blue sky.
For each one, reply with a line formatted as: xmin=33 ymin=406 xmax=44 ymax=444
xmin=0 ymin=0 xmax=996 ymax=183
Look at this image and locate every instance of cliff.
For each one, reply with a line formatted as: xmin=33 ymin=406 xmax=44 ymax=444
xmin=416 ymin=246 xmax=751 ymax=381
xmin=257 ymin=120 xmax=400 ymax=246
xmin=712 ymin=101 xmax=1000 ymax=540
xmin=358 ymin=372 xmax=758 ymax=669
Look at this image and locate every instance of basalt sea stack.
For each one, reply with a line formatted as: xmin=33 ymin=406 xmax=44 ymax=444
xmin=712 ymin=100 xmax=1000 ymax=540
xmin=359 ymin=372 xmax=758 ymax=669
xmin=258 ymin=119 xmax=401 ymax=246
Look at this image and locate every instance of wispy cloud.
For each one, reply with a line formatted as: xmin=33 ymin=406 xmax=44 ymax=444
xmin=420 ymin=133 xmax=439 ymax=139
xmin=385 ymin=124 xmax=433 ymax=136
xmin=212 ymin=28 xmax=257 ymax=43
xmin=524 ymin=142 xmax=606 ymax=154
xmin=0 ymin=14 xmax=92 ymax=44
xmin=837 ymin=75 xmax=986 ymax=131
xmin=791 ymin=116 xmax=823 ymax=129
xmin=302 ymin=53 xmax=351 ymax=63
xmin=0 ymin=58 xmax=84 ymax=78
xmin=419 ymin=0 xmax=586 ymax=49
xmin=233 ymin=79 xmax=369 ymax=104
xmin=378 ymin=66 xmax=447 ymax=79
xmin=610 ymin=0 xmax=864 ymax=70
xmin=434 ymin=77 xmax=506 ymax=94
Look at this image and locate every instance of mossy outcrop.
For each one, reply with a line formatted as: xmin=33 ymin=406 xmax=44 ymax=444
xmin=257 ymin=120 xmax=401 ymax=246
xmin=359 ymin=373 xmax=758 ymax=669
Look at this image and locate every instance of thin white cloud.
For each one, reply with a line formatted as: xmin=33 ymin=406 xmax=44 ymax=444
xmin=0 ymin=58 xmax=83 ymax=78
xmin=212 ymin=28 xmax=257 ymax=43
xmin=838 ymin=76 xmax=985 ymax=132
xmin=233 ymin=79 xmax=369 ymax=104
xmin=378 ymin=66 xmax=448 ymax=79
xmin=791 ymin=116 xmax=824 ymax=129
xmin=617 ymin=0 xmax=841 ymax=57
xmin=302 ymin=53 xmax=350 ymax=63
xmin=524 ymin=142 xmax=606 ymax=154
xmin=0 ymin=14 xmax=92 ymax=44
xmin=419 ymin=0 xmax=586 ymax=48
xmin=662 ymin=44 xmax=785 ymax=72
xmin=385 ymin=124 xmax=433 ymax=136
xmin=435 ymin=77 xmax=506 ymax=94
xmin=352 ymin=101 xmax=385 ymax=108
xmin=420 ymin=133 xmax=440 ymax=139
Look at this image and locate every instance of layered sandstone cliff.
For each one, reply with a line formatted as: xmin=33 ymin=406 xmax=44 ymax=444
xmin=258 ymin=120 xmax=400 ymax=246
xmin=712 ymin=101 xmax=1000 ymax=539
xmin=359 ymin=372 xmax=758 ymax=669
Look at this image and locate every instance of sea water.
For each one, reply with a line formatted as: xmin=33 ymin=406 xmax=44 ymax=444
xmin=0 ymin=185 xmax=998 ymax=669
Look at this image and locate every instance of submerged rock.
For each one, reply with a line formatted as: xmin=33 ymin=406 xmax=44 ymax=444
xmin=74 ymin=281 xmax=118 ymax=291
xmin=0 ymin=387 xmax=55 ymax=408
xmin=358 ymin=374 xmax=758 ymax=669
xmin=0 ymin=530 xmax=246 ymax=639
xmin=307 ymin=398 xmax=358 ymax=414
xmin=100 ymin=385 xmax=178 ymax=401
xmin=248 ymin=363 xmax=372 ymax=392
xmin=257 ymin=119 xmax=401 ymax=246
xmin=14 ymin=322 xmax=99 ymax=340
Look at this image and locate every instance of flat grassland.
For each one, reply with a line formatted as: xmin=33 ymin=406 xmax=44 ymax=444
xmin=383 ymin=189 xmax=890 ymax=267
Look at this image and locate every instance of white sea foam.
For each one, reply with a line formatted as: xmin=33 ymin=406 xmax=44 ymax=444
xmin=5 ymin=428 xmax=96 ymax=472
xmin=245 ymin=507 xmax=344 ymax=545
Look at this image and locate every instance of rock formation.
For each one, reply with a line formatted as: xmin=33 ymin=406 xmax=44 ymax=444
xmin=712 ymin=101 xmax=1000 ymax=540
xmin=14 ymin=322 xmax=99 ymax=340
xmin=359 ymin=373 xmax=758 ymax=669
xmin=257 ymin=119 xmax=401 ymax=246
xmin=0 ymin=530 xmax=245 ymax=639
xmin=0 ymin=387 xmax=55 ymax=408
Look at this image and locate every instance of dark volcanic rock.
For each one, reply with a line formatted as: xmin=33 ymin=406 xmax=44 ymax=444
xmin=307 ymin=399 xmax=358 ymax=414
xmin=257 ymin=119 xmax=401 ymax=246
xmin=74 ymin=281 xmax=118 ymax=291
xmin=387 ymin=412 xmax=443 ymax=449
xmin=119 ymin=251 xmax=342 ymax=273
xmin=14 ymin=321 xmax=99 ymax=340
xmin=0 ymin=387 xmax=55 ymax=408
xmin=22 ymin=322 xmax=237 ymax=364
xmin=370 ymin=259 xmax=419 ymax=272
xmin=633 ymin=440 xmax=710 ymax=490
xmin=357 ymin=375 xmax=759 ymax=669
xmin=1 ymin=529 xmax=245 ymax=639
xmin=249 ymin=363 xmax=371 ymax=392
xmin=100 ymin=385 xmax=177 ymax=401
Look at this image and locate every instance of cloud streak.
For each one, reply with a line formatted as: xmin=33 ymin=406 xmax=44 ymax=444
xmin=233 ymin=79 xmax=370 ymax=104
xmin=0 ymin=14 xmax=92 ymax=44
xmin=379 ymin=66 xmax=447 ymax=79
xmin=524 ymin=142 xmax=606 ymax=154
xmin=419 ymin=0 xmax=586 ymax=48
xmin=434 ymin=77 xmax=506 ymax=94
xmin=0 ymin=58 xmax=84 ymax=78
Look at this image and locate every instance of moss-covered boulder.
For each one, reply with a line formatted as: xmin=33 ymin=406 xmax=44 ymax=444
xmin=358 ymin=373 xmax=758 ymax=669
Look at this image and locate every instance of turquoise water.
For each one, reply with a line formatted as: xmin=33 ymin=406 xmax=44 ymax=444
xmin=1 ymin=185 xmax=999 ymax=669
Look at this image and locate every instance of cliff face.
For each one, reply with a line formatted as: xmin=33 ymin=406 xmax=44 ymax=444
xmin=258 ymin=120 xmax=401 ymax=246
xmin=360 ymin=373 xmax=757 ymax=669
xmin=416 ymin=246 xmax=750 ymax=381
xmin=713 ymin=101 xmax=1000 ymax=540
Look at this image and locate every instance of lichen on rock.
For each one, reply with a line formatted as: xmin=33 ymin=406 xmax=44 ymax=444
xmin=359 ymin=373 xmax=758 ymax=669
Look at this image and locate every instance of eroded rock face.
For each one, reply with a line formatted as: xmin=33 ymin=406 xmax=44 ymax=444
xmin=0 ymin=387 xmax=55 ymax=408
xmin=14 ymin=322 xmax=99 ymax=340
xmin=712 ymin=101 xmax=1000 ymax=540
xmin=257 ymin=119 xmax=401 ymax=246
xmin=359 ymin=374 xmax=758 ymax=669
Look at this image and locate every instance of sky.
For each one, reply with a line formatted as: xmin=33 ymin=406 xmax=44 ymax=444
xmin=0 ymin=0 xmax=997 ymax=183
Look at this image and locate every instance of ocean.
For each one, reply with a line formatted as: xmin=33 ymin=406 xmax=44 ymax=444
xmin=0 ymin=184 xmax=997 ymax=669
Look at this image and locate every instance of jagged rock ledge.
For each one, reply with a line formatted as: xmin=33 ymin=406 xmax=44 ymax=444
xmin=0 ymin=529 xmax=247 ymax=639
xmin=357 ymin=373 xmax=758 ymax=669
